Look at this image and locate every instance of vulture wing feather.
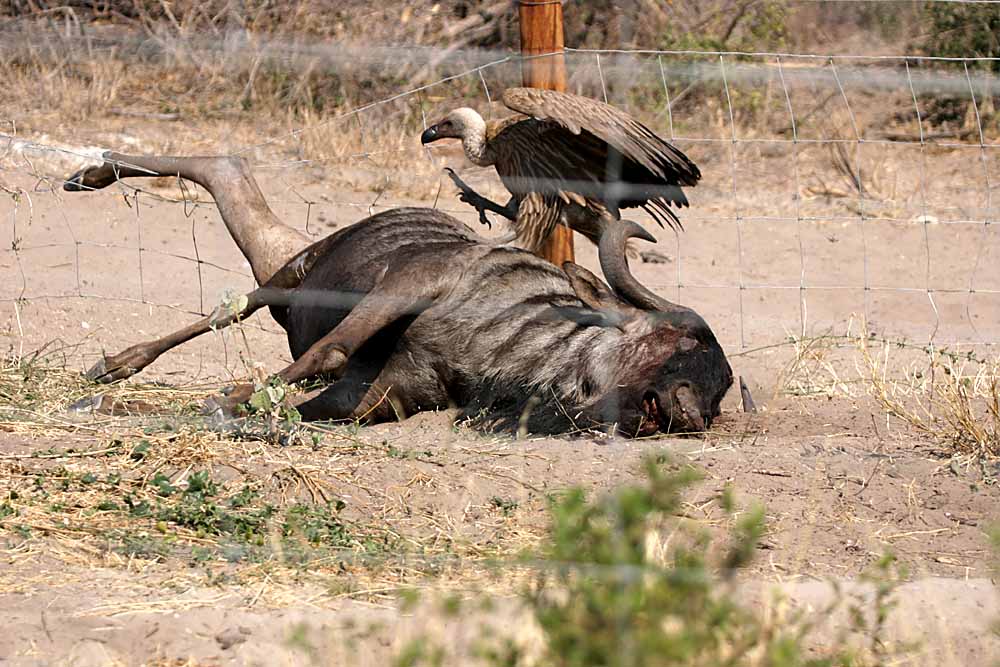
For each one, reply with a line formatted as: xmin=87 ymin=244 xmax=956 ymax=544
xmin=501 ymin=87 xmax=701 ymax=188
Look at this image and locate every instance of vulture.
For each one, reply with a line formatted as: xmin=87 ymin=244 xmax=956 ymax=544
xmin=420 ymin=87 xmax=701 ymax=251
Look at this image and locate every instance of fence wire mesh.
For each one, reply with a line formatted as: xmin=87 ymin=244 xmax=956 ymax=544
xmin=2 ymin=46 xmax=999 ymax=358
xmin=1 ymin=16 xmax=1000 ymax=667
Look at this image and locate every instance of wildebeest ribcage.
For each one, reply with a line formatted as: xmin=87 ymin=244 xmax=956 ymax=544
xmin=65 ymin=152 xmax=731 ymax=436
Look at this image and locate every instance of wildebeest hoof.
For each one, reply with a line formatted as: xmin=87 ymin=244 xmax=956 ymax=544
xmin=64 ymin=152 xmax=119 ymax=192
xmin=739 ymin=376 xmax=757 ymax=413
xmin=68 ymin=393 xmax=106 ymax=413
xmin=68 ymin=393 xmax=158 ymax=416
xmin=84 ymin=357 xmax=138 ymax=384
xmin=202 ymin=395 xmax=246 ymax=421
xmin=85 ymin=344 xmax=158 ymax=383
xmin=202 ymin=384 xmax=254 ymax=418
xmin=202 ymin=396 xmax=230 ymax=419
xmin=223 ymin=383 xmax=255 ymax=401
xmin=84 ymin=358 xmax=109 ymax=382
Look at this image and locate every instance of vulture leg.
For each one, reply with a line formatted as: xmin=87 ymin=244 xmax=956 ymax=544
xmin=444 ymin=168 xmax=518 ymax=228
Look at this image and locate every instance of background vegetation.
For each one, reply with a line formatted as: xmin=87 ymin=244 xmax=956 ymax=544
xmin=1 ymin=1 xmax=996 ymax=126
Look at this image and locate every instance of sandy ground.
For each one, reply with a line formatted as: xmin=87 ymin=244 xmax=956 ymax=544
xmin=2 ymin=564 xmax=996 ymax=667
xmin=1 ymin=405 xmax=998 ymax=665
xmin=0 ymin=113 xmax=999 ymax=665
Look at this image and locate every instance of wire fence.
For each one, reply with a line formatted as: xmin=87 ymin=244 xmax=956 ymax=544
xmin=1 ymin=27 xmax=999 ymax=666
xmin=2 ymin=45 xmax=999 ymax=359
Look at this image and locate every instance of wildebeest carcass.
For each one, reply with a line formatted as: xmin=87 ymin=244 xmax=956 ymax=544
xmin=65 ymin=152 xmax=731 ymax=436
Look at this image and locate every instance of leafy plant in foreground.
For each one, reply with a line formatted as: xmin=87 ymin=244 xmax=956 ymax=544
xmin=524 ymin=458 xmax=788 ymax=667
xmin=471 ymin=457 xmax=903 ymax=667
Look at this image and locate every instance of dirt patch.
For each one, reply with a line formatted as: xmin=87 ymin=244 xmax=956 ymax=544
xmin=2 ymin=554 xmax=997 ymax=666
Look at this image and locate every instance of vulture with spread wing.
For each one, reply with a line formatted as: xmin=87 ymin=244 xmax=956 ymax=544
xmin=420 ymin=87 xmax=701 ymax=251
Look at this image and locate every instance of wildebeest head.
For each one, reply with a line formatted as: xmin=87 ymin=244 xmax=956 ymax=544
xmin=561 ymin=220 xmax=733 ymax=436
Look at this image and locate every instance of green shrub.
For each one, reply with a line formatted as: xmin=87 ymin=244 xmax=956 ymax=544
xmin=462 ymin=457 xmax=910 ymax=667
xmin=518 ymin=458 xmax=817 ymax=667
xmin=922 ymin=6 xmax=1000 ymax=72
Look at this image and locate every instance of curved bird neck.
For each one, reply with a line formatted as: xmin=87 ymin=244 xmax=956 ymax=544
xmin=459 ymin=114 xmax=494 ymax=166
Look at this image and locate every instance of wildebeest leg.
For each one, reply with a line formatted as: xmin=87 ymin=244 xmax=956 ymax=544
xmin=444 ymin=168 xmax=518 ymax=228
xmin=64 ymin=152 xmax=309 ymax=285
xmin=85 ymin=286 xmax=296 ymax=383
xmin=210 ymin=265 xmax=450 ymax=413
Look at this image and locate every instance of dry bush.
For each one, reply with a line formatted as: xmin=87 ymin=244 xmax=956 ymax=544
xmin=0 ymin=2 xmax=516 ymax=175
xmin=775 ymin=324 xmax=1000 ymax=463
xmin=0 ymin=2 xmax=926 ymax=123
xmin=1 ymin=1 xmax=994 ymax=168
xmin=0 ymin=1 xmax=515 ymax=119
xmin=859 ymin=334 xmax=1000 ymax=463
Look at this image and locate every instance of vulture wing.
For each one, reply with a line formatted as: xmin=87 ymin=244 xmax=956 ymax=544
xmin=501 ymin=87 xmax=701 ymax=188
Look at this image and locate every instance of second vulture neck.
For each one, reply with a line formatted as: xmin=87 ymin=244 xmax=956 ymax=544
xmin=460 ymin=112 xmax=494 ymax=167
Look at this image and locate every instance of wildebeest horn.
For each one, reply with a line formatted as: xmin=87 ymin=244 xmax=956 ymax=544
xmin=597 ymin=220 xmax=689 ymax=313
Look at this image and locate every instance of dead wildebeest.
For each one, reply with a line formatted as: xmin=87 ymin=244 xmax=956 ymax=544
xmin=64 ymin=152 xmax=732 ymax=436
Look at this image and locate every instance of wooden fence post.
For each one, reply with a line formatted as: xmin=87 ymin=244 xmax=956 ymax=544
xmin=518 ymin=0 xmax=574 ymax=265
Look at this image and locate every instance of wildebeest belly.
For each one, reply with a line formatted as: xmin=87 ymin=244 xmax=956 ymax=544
xmin=283 ymin=211 xmax=485 ymax=360
xmin=279 ymin=210 xmax=588 ymax=423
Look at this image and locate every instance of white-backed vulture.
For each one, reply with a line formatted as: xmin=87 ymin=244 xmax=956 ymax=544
xmin=420 ymin=87 xmax=701 ymax=251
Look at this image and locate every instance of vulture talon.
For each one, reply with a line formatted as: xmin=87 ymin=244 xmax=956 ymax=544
xmin=444 ymin=168 xmax=496 ymax=229
xmin=471 ymin=204 xmax=493 ymax=229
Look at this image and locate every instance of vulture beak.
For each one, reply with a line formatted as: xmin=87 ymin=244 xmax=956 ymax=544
xmin=420 ymin=125 xmax=439 ymax=144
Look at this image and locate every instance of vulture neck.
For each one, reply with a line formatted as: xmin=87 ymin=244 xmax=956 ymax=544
xmin=460 ymin=114 xmax=494 ymax=166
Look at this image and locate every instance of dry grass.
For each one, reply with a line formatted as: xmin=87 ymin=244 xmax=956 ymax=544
xmin=859 ymin=333 xmax=1000 ymax=463
xmin=0 ymin=345 xmax=994 ymax=663
xmin=775 ymin=331 xmax=861 ymax=399
xmin=0 ymin=352 xmax=542 ymax=604
xmin=0 ymin=350 xmax=208 ymax=419
xmin=4 ymin=317 xmax=995 ymax=597
xmin=775 ymin=322 xmax=1000 ymax=463
xmin=0 ymin=2 xmax=513 ymax=141
xmin=0 ymin=6 xmax=997 ymax=663
xmin=3 ymin=2 xmax=995 ymax=177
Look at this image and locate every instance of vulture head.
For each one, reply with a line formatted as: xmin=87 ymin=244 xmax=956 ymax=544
xmin=421 ymin=108 xmax=487 ymax=150
xmin=563 ymin=220 xmax=732 ymax=436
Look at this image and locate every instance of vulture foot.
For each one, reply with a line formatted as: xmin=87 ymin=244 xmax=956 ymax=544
xmin=444 ymin=168 xmax=516 ymax=229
